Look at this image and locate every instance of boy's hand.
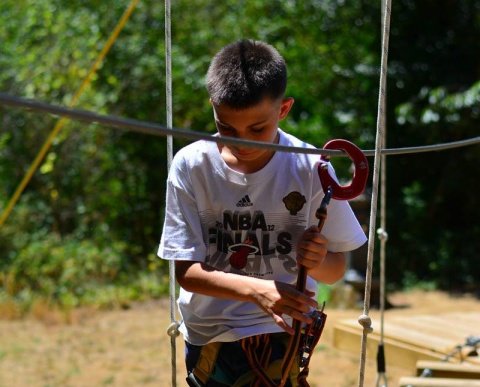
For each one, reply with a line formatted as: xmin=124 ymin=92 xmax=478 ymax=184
xmin=296 ymin=226 xmax=328 ymax=272
xmin=252 ymin=280 xmax=318 ymax=335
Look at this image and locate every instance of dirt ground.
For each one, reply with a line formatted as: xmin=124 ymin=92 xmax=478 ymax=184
xmin=0 ymin=289 xmax=479 ymax=387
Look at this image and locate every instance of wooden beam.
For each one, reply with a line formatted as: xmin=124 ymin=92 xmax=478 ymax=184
xmin=399 ymin=376 xmax=480 ymax=386
xmin=416 ymin=360 xmax=480 ymax=379
xmin=333 ymin=313 xmax=480 ymax=370
xmin=333 ymin=322 xmax=445 ymax=370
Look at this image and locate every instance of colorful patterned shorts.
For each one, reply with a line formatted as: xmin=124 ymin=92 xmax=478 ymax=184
xmin=185 ymin=333 xmax=300 ymax=387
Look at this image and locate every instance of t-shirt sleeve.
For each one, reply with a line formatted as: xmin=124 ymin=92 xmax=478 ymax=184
xmin=311 ymin=162 xmax=367 ymax=253
xmin=158 ymin=160 xmax=207 ymax=261
xmin=321 ymin=198 xmax=367 ymax=252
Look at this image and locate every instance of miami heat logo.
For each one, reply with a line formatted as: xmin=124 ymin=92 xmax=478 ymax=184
xmin=228 ymin=237 xmax=259 ymax=269
xmin=283 ymin=191 xmax=306 ymax=215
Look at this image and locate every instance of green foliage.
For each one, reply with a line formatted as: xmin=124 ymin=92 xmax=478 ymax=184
xmin=377 ymin=0 xmax=480 ymax=290
xmin=6 ymin=235 xmax=121 ymax=301
xmin=401 ymin=272 xmax=437 ymax=292
xmin=0 ymin=0 xmax=479 ymax=310
xmin=1 ymin=230 xmax=168 ymax=308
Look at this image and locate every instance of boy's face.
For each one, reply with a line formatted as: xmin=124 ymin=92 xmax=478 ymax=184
xmin=212 ymin=97 xmax=294 ymax=173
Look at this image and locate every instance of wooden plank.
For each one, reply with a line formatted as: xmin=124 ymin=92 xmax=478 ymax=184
xmin=399 ymin=377 xmax=480 ymax=386
xmin=388 ymin=314 xmax=480 ymax=366
xmin=335 ymin=319 xmax=455 ymax=361
xmin=416 ymin=360 xmax=480 ymax=379
xmin=351 ymin=316 xmax=455 ymax=350
xmin=383 ymin=314 xmax=480 ymax=350
xmin=392 ymin=314 xmax=480 ymax=343
xmin=333 ymin=322 xmax=445 ymax=370
xmin=333 ymin=312 xmax=480 ymax=369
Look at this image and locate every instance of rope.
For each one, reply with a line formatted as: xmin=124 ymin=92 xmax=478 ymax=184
xmin=0 ymin=0 xmax=140 ymax=227
xmin=375 ymin=102 xmax=389 ymax=387
xmin=357 ymin=0 xmax=392 ymax=386
xmin=376 ymin=109 xmax=389 ymax=387
xmin=164 ymin=1 xmax=179 ymax=386
xmin=1 ymin=92 xmax=478 ymax=159
xmin=0 ymin=3 xmax=474 ymax=385
xmin=376 ymin=2 xmax=389 ymax=386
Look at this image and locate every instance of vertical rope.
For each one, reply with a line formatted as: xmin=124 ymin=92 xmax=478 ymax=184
xmin=357 ymin=1 xmax=392 ymax=386
xmin=165 ymin=4 xmax=173 ymax=167
xmin=376 ymin=1 xmax=389 ymax=386
xmin=376 ymin=84 xmax=389 ymax=387
xmin=164 ymin=1 xmax=178 ymax=387
xmin=375 ymin=132 xmax=388 ymax=387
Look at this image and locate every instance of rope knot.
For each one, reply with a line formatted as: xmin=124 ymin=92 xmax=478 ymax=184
xmin=376 ymin=228 xmax=389 ymax=241
xmin=167 ymin=321 xmax=180 ymax=338
xmin=358 ymin=314 xmax=373 ymax=334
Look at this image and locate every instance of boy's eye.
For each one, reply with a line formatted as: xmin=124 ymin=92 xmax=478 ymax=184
xmin=251 ymin=127 xmax=264 ymax=133
xmin=217 ymin=124 xmax=234 ymax=133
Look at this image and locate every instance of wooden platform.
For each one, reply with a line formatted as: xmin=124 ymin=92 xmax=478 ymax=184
xmin=416 ymin=360 xmax=480 ymax=379
xmin=398 ymin=376 xmax=480 ymax=386
xmin=333 ymin=312 xmax=480 ymax=370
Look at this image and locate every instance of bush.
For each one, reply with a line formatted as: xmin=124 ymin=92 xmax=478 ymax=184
xmin=1 ymin=233 xmax=169 ymax=313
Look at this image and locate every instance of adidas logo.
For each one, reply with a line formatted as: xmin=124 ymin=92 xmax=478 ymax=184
xmin=236 ymin=195 xmax=253 ymax=207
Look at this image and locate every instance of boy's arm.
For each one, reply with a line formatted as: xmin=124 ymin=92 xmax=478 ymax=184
xmin=307 ymin=251 xmax=346 ymax=284
xmin=175 ymin=261 xmax=318 ymax=334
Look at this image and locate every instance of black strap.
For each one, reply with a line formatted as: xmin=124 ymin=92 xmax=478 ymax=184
xmin=186 ymin=372 xmax=205 ymax=387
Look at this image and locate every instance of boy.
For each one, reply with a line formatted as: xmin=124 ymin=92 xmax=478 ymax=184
xmin=159 ymin=39 xmax=367 ymax=386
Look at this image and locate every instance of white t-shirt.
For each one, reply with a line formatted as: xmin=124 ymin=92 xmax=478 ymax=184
xmin=158 ymin=129 xmax=367 ymax=345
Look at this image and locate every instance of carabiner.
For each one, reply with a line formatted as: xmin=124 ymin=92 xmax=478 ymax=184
xmin=318 ymin=139 xmax=369 ymax=201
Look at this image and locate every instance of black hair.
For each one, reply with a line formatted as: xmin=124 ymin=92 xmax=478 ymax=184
xmin=206 ymin=39 xmax=287 ymax=109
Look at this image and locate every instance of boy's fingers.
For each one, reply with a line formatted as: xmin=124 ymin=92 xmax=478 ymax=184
xmin=297 ymin=253 xmax=324 ymax=271
xmin=273 ymin=312 xmax=311 ymax=334
xmin=272 ymin=314 xmax=294 ymax=335
xmin=298 ymin=240 xmax=328 ymax=252
xmin=288 ymin=288 xmax=318 ymax=309
xmin=277 ymin=281 xmax=317 ymax=305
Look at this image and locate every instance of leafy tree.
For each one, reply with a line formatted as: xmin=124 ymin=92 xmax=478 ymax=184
xmin=384 ymin=0 xmax=480 ymax=288
xmin=0 ymin=0 xmax=479 ymax=307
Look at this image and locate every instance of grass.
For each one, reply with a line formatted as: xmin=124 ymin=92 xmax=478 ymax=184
xmin=0 ymin=270 xmax=170 ymax=321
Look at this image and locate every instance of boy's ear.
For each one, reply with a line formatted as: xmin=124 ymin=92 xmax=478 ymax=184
xmin=279 ymin=97 xmax=294 ymax=120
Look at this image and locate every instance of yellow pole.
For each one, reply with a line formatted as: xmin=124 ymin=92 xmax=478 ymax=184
xmin=0 ymin=0 xmax=140 ymax=227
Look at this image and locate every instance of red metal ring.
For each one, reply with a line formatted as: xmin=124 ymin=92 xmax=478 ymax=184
xmin=318 ymin=139 xmax=369 ymax=200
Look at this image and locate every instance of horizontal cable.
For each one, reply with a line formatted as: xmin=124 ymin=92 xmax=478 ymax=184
xmin=1 ymin=92 xmax=479 ymax=157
